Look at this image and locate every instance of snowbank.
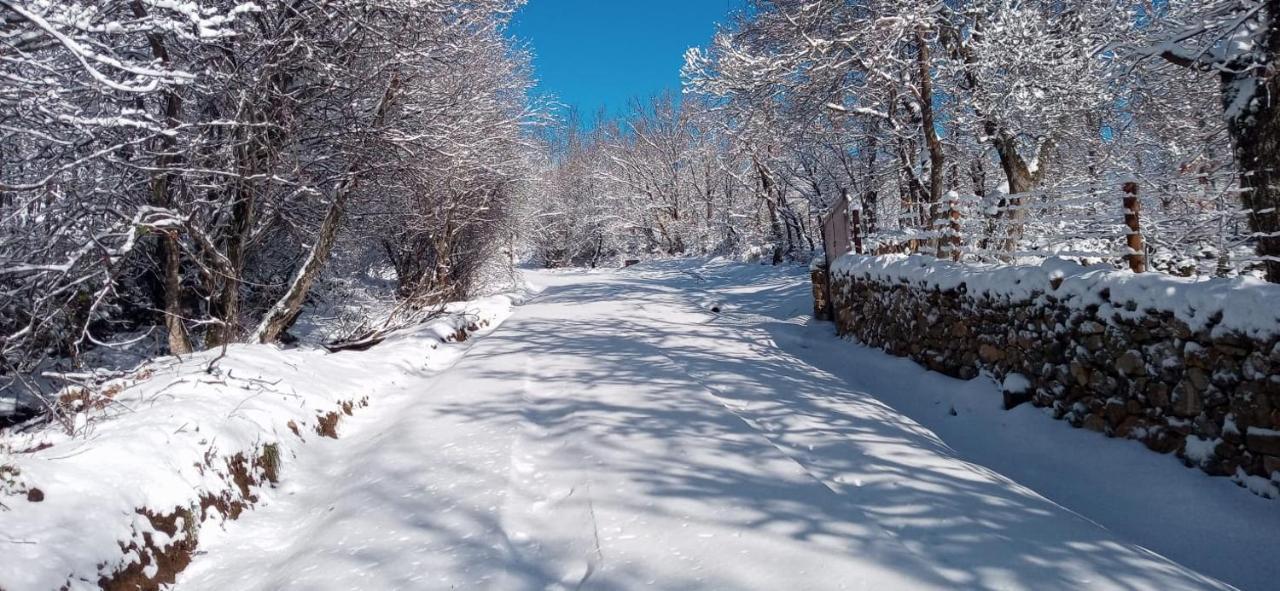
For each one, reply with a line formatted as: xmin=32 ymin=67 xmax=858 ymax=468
xmin=0 ymin=294 xmax=521 ymax=591
xmin=832 ymin=254 xmax=1280 ymax=339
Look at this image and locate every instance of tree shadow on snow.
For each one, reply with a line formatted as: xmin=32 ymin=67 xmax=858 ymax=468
xmin=414 ymin=263 xmax=1228 ymax=591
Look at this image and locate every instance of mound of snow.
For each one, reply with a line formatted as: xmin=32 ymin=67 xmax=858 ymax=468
xmin=0 ymin=295 xmax=520 ymax=591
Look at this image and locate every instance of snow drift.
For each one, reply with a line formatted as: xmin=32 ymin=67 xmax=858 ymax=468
xmin=0 ymin=295 xmax=520 ymax=591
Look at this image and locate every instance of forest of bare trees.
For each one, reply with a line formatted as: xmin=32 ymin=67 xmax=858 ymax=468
xmin=1 ymin=0 xmax=537 ymax=409
xmin=533 ymin=0 xmax=1280 ymax=285
xmin=5 ymin=0 xmax=1280 ymax=418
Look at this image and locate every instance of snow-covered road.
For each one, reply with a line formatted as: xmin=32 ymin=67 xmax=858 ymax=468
xmin=176 ymin=261 xmax=1275 ymax=590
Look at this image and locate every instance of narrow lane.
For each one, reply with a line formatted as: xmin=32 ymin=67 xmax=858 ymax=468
xmin=177 ymin=264 xmax=1234 ymax=590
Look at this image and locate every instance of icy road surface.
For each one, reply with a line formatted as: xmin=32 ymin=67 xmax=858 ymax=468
xmin=177 ymin=260 xmax=1277 ymax=590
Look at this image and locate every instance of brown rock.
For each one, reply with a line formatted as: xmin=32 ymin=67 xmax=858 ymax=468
xmin=1070 ymin=361 xmax=1090 ymax=387
xmin=1115 ymin=416 xmax=1148 ymax=439
xmin=1242 ymin=352 xmax=1269 ymax=381
xmin=1090 ymin=374 xmax=1119 ymax=396
xmin=1144 ymin=429 xmax=1185 ymax=455
xmin=1082 ymin=413 xmax=1108 ymax=433
xmin=1186 ymin=367 xmax=1210 ymax=392
xmin=1184 ymin=342 xmax=1210 ymax=368
xmin=1115 ymin=350 xmax=1146 ymax=377
xmin=1103 ymin=399 xmax=1128 ymax=426
xmin=1147 ymin=382 xmax=1171 ymax=408
xmin=26 ymin=488 xmax=43 ymax=503
xmin=1245 ymin=428 xmax=1280 ymax=456
xmin=1193 ymin=415 xmax=1222 ymax=440
xmin=1172 ymin=381 xmax=1203 ymax=418
xmin=1264 ymin=455 xmax=1280 ymax=478
xmin=978 ymin=343 xmax=1006 ymax=364
xmin=1213 ymin=341 xmax=1249 ymax=358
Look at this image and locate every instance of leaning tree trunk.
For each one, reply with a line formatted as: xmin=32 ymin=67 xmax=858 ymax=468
xmin=989 ymin=124 xmax=1045 ymax=255
xmin=251 ymin=73 xmax=401 ymax=344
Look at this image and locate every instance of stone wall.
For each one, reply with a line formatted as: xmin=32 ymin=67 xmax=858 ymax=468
xmin=824 ymin=255 xmax=1280 ymax=497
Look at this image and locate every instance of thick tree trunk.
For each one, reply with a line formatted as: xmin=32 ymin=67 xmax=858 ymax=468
xmin=1229 ymin=112 xmax=1280 ymax=282
xmin=1222 ymin=39 xmax=1280 ymax=282
xmin=1149 ymin=4 xmax=1280 ymax=280
xmin=988 ymin=123 xmax=1046 ymax=254
xmin=161 ymin=233 xmax=192 ymax=354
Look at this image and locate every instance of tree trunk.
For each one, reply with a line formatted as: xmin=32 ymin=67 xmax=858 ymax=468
xmin=988 ymin=123 xmax=1046 ymax=253
xmin=132 ymin=0 xmax=191 ymax=354
xmin=1230 ymin=119 xmax=1280 ymax=282
xmin=161 ymin=233 xmax=192 ymax=354
xmin=1152 ymin=3 xmax=1280 ymax=281
xmin=943 ymin=20 xmax=1046 ymax=256
xmin=209 ymin=178 xmax=254 ymax=346
xmin=252 ymin=73 xmax=401 ymax=343
xmin=917 ymin=27 xmax=946 ymax=242
xmin=1223 ymin=60 xmax=1280 ymax=282
xmin=754 ymin=156 xmax=787 ymax=264
xmin=862 ymin=135 xmax=880 ymax=234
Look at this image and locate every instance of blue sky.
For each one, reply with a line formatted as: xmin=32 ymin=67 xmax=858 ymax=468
xmin=510 ymin=1 xmax=742 ymax=122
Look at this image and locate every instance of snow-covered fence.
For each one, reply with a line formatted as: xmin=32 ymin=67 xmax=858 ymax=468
xmin=823 ymin=254 xmax=1280 ymax=498
xmin=857 ymin=175 xmax=1259 ymax=279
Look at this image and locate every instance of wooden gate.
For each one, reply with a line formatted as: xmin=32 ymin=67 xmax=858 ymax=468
xmin=821 ymin=190 xmax=858 ymax=267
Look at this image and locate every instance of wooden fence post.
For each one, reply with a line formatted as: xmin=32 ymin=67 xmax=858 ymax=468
xmin=1122 ymin=181 xmax=1146 ymax=273
xmin=946 ymin=193 xmax=962 ymax=261
xmin=844 ymin=189 xmax=864 ymax=255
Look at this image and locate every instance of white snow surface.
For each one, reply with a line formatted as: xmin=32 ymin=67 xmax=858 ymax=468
xmin=0 ymin=294 xmax=522 ymax=591
xmin=156 ymin=260 xmax=1278 ymax=590
xmin=5 ymin=260 xmax=1276 ymax=590
xmin=1001 ymin=373 xmax=1032 ymax=394
xmin=832 ymin=254 xmax=1280 ymax=339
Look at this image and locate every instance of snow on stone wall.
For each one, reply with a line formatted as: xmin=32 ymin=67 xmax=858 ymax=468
xmin=825 ymin=254 xmax=1280 ymax=497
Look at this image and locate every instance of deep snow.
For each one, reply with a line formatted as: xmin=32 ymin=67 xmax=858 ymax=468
xmin=0 ymin=295 xmax=521 ymax=591
xmin=165 ymin=259 xmax=1276 ymax=590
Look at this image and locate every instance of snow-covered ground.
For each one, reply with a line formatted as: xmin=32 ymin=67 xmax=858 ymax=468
xmin=0 ymin=295 xmax=523 ymax=590
xmin=162 ymin=259 xmax=1276 ymax=591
